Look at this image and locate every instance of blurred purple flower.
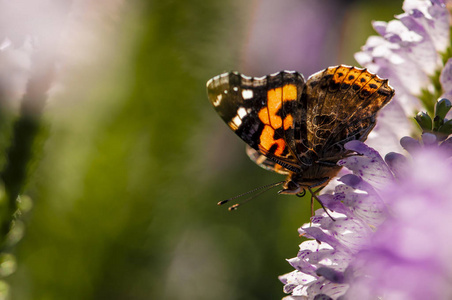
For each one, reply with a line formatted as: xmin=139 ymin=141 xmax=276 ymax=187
xmin=242 ymin=0 xmax=355 ymax=76
xmin=280 ymin=141 xmax=393 ymax=299
xmin=355 ymin=0 xmax=451 ymax=155
xmin=343 ymin=139 xmax=452 ymax=300
xmin=280 ymin=1 xmax=452 ymax=299
xmin=0 ymin=0 xmax=125 ymax=111
xmin=0 ymin=38 xmax=33 ymax=110
xmin=0 ymin=0 xmax=69 ymax=110
xmin=281 ymin=136 xmax=452 ymax=299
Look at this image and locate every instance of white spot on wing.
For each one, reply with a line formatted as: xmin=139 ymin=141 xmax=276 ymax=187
xmin=233 ymin=87 xmax=238 ymax=92
xmin=256 ymin=155 xmax=266 ymax=165
xmin=212 ymin=94 xmax=222 ymax=107
xmin=231 ymin=115 xmax=242 ymax=127
xmin=242 ymin=89 xmax=253 ymax=100
xmin=206 ymin=78 xmax=213 ymax=87
xmin=237 ymin=107 xmax=247 ymax=118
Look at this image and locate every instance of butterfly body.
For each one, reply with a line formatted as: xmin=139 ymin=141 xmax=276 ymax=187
xmin=207 ymin=65 xmax=394 ymax=198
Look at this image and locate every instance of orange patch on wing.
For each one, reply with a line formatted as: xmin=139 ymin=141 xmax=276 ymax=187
xmin=267 ymin=88 xmax=283 ymax=127
xmin=273 ymin=140 xmax=286 ymax=156
xmin=274 ymin=164 xmax=284 ymax=172
xmin=264 ymin=84 xmax=297 ymax=129
xmin=282 ymin=84 xmax=297 ymax=102
xmin=344 ymin=68 xmax=362 ymax=83
xmin=366 ymin=78 xmax=383 ymax=91
xmin=355 ymin=72 xmax=373 ymax=88
xmin=260 ymin=126 xmax=276 ymax=149
xmin=283 ymin=114 xmax=293 ymax=130
xmin=258 ymin=85 xmax=296 ymax=154
xmin=333 ymin=67 xmax=349 ymax=82
xmin=228 ymin=121 xmax=238 ymax=130
xmin=258 ymin=107 xmax=270 ymax=124
xmin=267 ymin=87 xmax=282 ymax=108
xmin=260 ymin=125 xmax=285 ymax=156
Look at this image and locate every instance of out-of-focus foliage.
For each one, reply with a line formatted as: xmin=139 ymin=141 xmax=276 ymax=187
xmin=3 ymin=1 xmax=402 ymax=299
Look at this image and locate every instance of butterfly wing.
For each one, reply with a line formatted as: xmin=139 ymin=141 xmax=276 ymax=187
xmin=245 ymin=145 xmax=291 ymax=175
xmin=207 ymin=71 xmax=305 ymax=173
xmin=304 ymin=65 xmax=394 ymax=160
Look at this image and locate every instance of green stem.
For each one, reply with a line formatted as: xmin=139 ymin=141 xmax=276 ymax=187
xmin=0 ymin=50 xmax=54 ymax=249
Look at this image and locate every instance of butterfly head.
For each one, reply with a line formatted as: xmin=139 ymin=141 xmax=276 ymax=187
xmin=278 ymin=172 xmax=334 ymax=195
xmin=279 ymin=179 xmax=304 ymax=195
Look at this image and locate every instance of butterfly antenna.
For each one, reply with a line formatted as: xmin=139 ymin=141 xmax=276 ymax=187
xmin=218 ymin=181 xmax=285 ymax=210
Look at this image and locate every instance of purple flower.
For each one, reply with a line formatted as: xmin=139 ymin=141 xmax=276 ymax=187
xmin=281 ymin=137 xmax=452 ymax=299
xmin=344 ymin=143 xmax=452 ymax=300
xmin=281 ymin=1 xmax=452 ymax=299
xmin=355 ymin=0 xmax=451 ymax=155
xmin=0 ymin=0 xmax=126 ymax=110
xmin=241 ymin=0 xmax=356 ymax=76
xmin=0 ymin=38 xmax=33 ymax=109
xmin=280 ymin=141 xmax=393 ymax=299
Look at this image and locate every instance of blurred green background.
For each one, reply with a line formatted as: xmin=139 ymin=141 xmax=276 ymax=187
xmin=7 ymin=1 xmax=401 ymax=299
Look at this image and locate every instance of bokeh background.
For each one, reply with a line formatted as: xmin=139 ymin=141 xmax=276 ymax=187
xmin=3 ymin=0 xmax=402 ymax=299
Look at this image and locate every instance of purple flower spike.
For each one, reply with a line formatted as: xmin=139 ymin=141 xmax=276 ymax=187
xmin=281 ymin=141 xmax=452 ymax=299
xmin=341 ymin=148 xmax=452 ymax=300
xmin=281 ymin=143 xmax=392 ymax=299
xmin=400 ymin=136 xmax=421 ymax=153
xmin=355 ymin=0 xmax=451 ymax=155
xmin=384 ymin=152 xmax=409 ymax=179
xmin=281 ymin=1 xmax=452 ymax=299
xmin=440 ymin=59 xmax=452 ymax=99
xmin=439 ymin=136 xmax=452 ymax=155
xmin=338 ymin=141 xmax=393 ymax=191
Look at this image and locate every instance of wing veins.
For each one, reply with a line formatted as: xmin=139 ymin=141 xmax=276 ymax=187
xmin=263 ymin=73 xmax=305 ymax=168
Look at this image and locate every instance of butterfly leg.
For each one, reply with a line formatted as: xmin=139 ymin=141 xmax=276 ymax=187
xmin=311 ymin=195 xmax=314 ymax=220
xmin=307 ymin=185 xmax=336 ymax=221
xmin=316 ymin=152 xmax=362 ymax=166
xmin=316 ymin=160 xmax=338 ymax=167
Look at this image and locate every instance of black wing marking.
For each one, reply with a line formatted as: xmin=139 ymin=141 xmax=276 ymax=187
xmin=207 ymin=71 xmax=305 ymax=171
xmin=304 ymin=65 xmax=394 ymax=158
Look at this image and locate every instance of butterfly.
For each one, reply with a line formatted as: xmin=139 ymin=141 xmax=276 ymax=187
xmin=207 ymin=65 xmax=394 ymax=217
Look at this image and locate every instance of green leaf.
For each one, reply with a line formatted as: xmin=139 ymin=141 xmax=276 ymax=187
xmin=414 ymin=112 xmax=433 ymax=131
xmin=437 ymin=119 xmax=452 ymax=140
xmin=435 ymin=98 xmax=452 ymax=120
xmin=433 ymin=115 xmax=444 ymax=131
